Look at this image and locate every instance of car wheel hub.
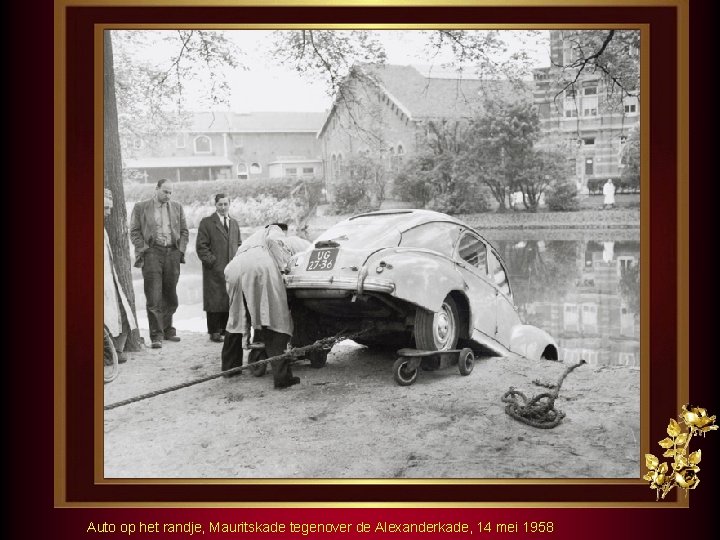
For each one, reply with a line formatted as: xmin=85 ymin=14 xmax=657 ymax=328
xmin=433 ymin=304 xmax=454 ymax=349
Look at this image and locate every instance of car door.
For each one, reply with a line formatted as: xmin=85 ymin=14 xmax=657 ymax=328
xmin=453 ymin=230 xmax=496 ymax=338
xmin=487 ymin=248 xmax=521 ymax=347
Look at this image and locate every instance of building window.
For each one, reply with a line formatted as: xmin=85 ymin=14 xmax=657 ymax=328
xmin=585 ymin=157 xmax=594 ymax=176
xmin=194 ymin=135 xmax=212 ymax=154
xmin=620 ymin=135 xmax=628 ymax=146
xmin=302 ymin=167 xmax=314 ymax=175
xmin=237 ymin=162 xmax=248 ymax=179
xmin=250 ymin=162 xmax=261 ymax=174
xmin=583 ymin=95 xmax=598 ymax=117
xmin=175 ymin=133 xmax=186 ymax=149
xmin=337 ymin=154 xmax=343 ymax=178
xmin=623 ymin=96 xmax=639 ymax=116
xmin=583 ymin=86 xmax=598 ymax=95
xmin=583 ymin=137 xmax=595 ymax=146
xmin=331 ymin=154 xmax=337 ymax=179
xmin=286 ymin=167 xmax=298 ymax=176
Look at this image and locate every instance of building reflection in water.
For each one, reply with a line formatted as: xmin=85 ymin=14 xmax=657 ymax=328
xmin=494 ymin=239 xmax=640 ymax=368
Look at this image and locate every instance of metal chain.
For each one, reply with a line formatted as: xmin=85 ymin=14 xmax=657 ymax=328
xmin=501 ymin=359 xmax=586 ymax=429
xmin=104 ymin=328 xmax=370 ymax=411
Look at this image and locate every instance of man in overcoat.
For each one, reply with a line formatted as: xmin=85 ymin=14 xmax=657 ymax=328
xmin=196 ymin=194 xmax=242 ymax=343
xmin=130 ymin=179 xmax=189 ymax=349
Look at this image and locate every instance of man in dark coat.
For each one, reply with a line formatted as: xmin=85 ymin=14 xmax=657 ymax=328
xmin=196 ymin=194 xmax=242 ymax=344
xmin=130 ymin=179 xmax=189 ymax=349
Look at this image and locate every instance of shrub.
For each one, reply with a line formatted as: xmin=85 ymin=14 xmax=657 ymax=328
xmin=394 ymin=154 xmax=491 ymax=215
xmin=545 ymin=181 xmax=580 ymax=211
xmin=586 ymin=178 xmax=604 ymax=195
xmin=123 ymin=177 xmax=324 ymax=206
xmin=329 ymin=176 xmax=379 ymax=215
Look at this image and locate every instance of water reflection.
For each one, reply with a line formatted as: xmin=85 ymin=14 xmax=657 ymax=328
xmin=132 ymin=230 xmax=640 ymax=368
xmin=489 ymin=236 xmax=640 ymax=368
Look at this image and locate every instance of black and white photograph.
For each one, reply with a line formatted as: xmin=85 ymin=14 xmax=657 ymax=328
xmin=102 ymin=28 xmax=641 ymax=479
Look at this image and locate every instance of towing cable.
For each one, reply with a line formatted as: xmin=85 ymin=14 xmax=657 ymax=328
xmin=104 ymin=328 xmax=372 ymax=411
xmin=501 ymin=359 xmax=586 ymax=429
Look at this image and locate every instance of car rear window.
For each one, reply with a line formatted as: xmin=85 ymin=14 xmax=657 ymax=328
xmin=399 ymin=222 xmax=462 ymax=257
xmin=314 ymin=217 xmax=402 ymax=249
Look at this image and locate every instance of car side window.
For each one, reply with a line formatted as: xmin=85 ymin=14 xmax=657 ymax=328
xmin=487 ymin=250 xmax=510 ymax=296
xmin=456 ymin=232 xmax=488 ymax=274
xmin=400 ymin=222 xmax=462 ymax=257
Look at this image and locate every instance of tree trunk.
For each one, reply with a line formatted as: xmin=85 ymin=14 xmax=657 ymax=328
xmin=104 ymin=31 xmax=143 ymax=352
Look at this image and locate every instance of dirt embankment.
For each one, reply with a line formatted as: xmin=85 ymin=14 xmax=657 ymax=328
xmin=104 ymin=333 xmax=639 ymax=479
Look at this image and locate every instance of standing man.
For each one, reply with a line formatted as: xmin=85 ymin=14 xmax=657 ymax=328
xmin=196 ymin=194 xmax=242 ymax=343
xmin=130 ymin=179 xmax=189 ymax=349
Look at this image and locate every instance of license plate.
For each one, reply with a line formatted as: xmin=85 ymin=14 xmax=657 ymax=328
xmin=306 ymin=248 xmax=339 ymax=271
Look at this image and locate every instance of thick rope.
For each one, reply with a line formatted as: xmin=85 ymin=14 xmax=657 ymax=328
xmin=501 ymin=359 xmax=586 ymax=429
xmin=104 ymin=329 xmax=368 ymax=411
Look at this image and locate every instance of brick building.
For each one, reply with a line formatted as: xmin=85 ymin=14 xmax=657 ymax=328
xmin=532 ymin=31 xmax=640 ymax=192
xmin=318 ymin=64 xmax=526 ymax=201
xmin=123 ymin=111 xmax=325 ymax=183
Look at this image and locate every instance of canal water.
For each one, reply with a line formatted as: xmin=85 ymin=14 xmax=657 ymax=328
xmin=131 ymin=228 xmax=640 ymax=369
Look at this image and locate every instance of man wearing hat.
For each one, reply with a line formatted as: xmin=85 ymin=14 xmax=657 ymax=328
xmin=104 ymin=188 xmax=137 ymax=361
xmin=130 ymin=179 xmax=189 ymax=348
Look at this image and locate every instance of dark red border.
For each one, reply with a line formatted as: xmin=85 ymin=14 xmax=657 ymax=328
xmin=62 ymin=4 xmax=679 ymax=505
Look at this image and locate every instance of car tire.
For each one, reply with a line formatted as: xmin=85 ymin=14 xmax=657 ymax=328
xmin=248 ymin=348 xmax=268 ymax=377
xmin=393 ymin=357 xmax=419 ymax=386
xmin=414 ymin=296 xmax=460 ymax=351
xmin=458 ymin=348 xmax=474 ymax=376
xmin=308 ymin=349 xmax=328 ymax=369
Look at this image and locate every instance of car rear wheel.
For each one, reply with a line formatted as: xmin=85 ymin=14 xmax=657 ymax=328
xmin=414 ymin=296 xmax=460 ymax=351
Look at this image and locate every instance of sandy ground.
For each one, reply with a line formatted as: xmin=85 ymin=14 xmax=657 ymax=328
xmin=104 ymin=332 xmax=639 ymax=479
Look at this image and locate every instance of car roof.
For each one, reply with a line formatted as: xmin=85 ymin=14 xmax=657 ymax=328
xmin=349 ymin=209 xmax=467 ymax=232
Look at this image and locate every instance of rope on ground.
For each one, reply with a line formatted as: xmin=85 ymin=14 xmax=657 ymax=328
xmin=104 ymin=328 xmax=370 ymax=411
xmin=501 ymin=359 xmax=586 ymax=429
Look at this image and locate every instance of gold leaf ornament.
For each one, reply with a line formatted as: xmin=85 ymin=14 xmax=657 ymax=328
xmin=658 ymin=437 xmax=675 ymax=449
xmin=688 ymin=449 xmax=701 ymax=465
xmin=646 ymin=405 xmax=716 ymax=500
xmin=667 ymin=418 xmax=682 ymax=437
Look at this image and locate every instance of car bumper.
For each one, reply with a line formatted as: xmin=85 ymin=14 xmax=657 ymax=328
xmin=284 ymin=274 xmax=396 ymax=294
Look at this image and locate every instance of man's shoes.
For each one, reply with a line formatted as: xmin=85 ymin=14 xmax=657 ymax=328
xmin=164 ymin=335 xmax=181 ymax=342
xmin=151 ymin=340 xmax=162 ymax=349
xmin=210 ymin=333 xmax=224 ymax=343
xmin=274 ymin=376 xmax=301 ymax=389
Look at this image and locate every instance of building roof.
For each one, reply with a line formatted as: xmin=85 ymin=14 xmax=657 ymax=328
xmin=124 ymin=156 xmax=233 ymax=169
xmin=184 ymin=111 xmax=326 ymax=133
xmin=319 ymin=64 xmax=530 ymax=136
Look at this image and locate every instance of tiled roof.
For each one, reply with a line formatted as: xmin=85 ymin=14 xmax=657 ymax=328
xmin=358 ymin=64 xmax=530 ymax=120
xmin=186 ymin=111 xmax=326 ymax=133
xmin=124 ymin=156 xmax=233 ymax=169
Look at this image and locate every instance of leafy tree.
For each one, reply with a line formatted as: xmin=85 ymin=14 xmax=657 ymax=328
xmin=462 ymin=101 xmax=540 ymax=211
xmin=514 ymin=147 xmax=567 ymax=211
xmin=551 ymin=30 xmax=640 ymax=111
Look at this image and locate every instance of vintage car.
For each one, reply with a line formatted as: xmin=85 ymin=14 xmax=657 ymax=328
xmin=284 ymin=209 xmax=558 ymax=371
